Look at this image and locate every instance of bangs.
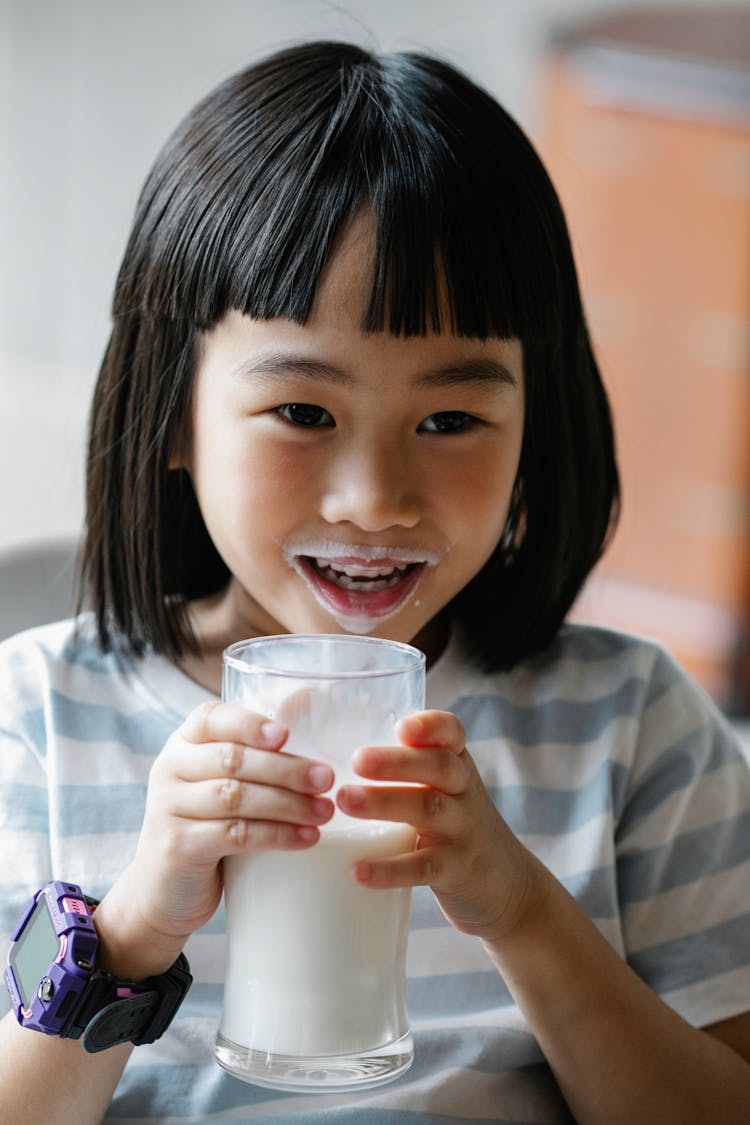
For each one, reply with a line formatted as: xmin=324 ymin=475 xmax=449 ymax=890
xmin=116 ymin=43 xmax=565 ymax=344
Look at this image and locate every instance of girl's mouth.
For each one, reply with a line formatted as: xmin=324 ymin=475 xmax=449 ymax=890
xmin=289 ymin=550 xmax=430 ymax=628
xmin=309 ymin=557 xmax=417 ymax=593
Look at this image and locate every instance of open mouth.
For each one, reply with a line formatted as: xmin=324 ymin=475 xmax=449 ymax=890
xmin=285 ymin=543 xmax=437 ymax=630
xmin=307 ymin=557 xmax=421 ymax=594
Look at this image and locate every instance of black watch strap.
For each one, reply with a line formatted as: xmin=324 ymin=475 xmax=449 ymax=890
xmin=62 ymin=952 xmax=193 ymax=1053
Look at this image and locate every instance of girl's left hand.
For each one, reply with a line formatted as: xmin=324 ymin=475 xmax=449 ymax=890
xmin=337 ymin=709 xmax=538 ymax=944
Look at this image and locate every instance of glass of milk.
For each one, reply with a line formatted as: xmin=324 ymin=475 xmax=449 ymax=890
xmin=214 ymin=634 xmax=426 ymax=1092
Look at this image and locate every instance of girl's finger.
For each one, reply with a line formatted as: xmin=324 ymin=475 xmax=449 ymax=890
xmin=351 ymin=844 xmax=442 ymax=890
xmin=395 ymin=709 xmax=466 ymax=752
xmin=170 ymin=777 xmax=335 ymax=827
xmin=352 ymin=743 xmax=467 ymax=794
xmin=178 ymin=700 xmax=288 ymax=751
xmin=336 ymin=782 xmax=459 ymax=836
xmin=159 ymin=815 xmax=323 ymax=863
xmin=170 ymin=741 xmax=335 ymax=794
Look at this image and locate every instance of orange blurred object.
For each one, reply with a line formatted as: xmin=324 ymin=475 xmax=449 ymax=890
xmin=540 ymin=6 xmax=750 ymax=709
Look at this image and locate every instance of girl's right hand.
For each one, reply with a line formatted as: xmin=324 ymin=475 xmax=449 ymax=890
xmin=91 ymin=700 xmax=335 ymax=978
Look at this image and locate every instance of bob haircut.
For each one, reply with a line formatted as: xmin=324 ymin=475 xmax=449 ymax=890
xmin=81 ymin=39 xmax=619 ymax=671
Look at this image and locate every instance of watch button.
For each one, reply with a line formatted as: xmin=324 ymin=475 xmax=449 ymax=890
xmin=38 ymin=977 xmax=54 ymax=1002
xmin=62 ymin=896 xmax=87 ymax=916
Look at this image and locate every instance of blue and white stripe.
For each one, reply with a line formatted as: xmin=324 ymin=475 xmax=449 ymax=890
xmin=1 ymin=615 xmax=748 ymax=1123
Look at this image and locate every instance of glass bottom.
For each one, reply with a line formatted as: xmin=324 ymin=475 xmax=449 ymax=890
xmin=214 ymin=1029 xmax=414 ymax=1092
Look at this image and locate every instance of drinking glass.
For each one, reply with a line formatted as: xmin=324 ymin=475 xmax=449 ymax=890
xmin=214 ymin=634 xmax=426 ymax=1092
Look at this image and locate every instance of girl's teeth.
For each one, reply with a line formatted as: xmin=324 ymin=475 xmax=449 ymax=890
xmin=310 ymin=558 xmax=412 ymax=591
xmin=331 ymin=572 xmax=398 ymax=591
xmin=314 ymin=559 xmax=408 ymax=579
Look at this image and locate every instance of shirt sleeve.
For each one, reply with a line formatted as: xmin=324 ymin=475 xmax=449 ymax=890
xmin=616 ymin=645 xmax=750 ymax=1028
xmin=0 ymin=644 xmax=53 ymax=1019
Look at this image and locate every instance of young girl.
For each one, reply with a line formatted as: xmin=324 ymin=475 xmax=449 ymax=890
xmin=1 ymin=40 xmax=749 ymax=1125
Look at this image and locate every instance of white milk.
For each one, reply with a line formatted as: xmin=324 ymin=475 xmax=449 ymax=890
xmin=220 ymin=819 xmax=416 ymax=1056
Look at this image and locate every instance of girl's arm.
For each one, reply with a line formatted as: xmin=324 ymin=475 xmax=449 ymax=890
xmin=338 ymin=710 xmax=750 ymax=1124
xmin=0 ymin=700 xmax=335 ymax=1123
xmin=0 ymin=1000 xmax=132 ymax=1125
xmin=483 ymin=852 xmax=750 ymax=1124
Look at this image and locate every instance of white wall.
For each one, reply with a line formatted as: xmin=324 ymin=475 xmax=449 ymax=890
xmin=0 ymin=0 xmax=734 ymax=549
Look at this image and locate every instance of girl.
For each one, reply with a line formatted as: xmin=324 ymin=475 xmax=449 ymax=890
xmin=1 ymin=40 xmax=749 ymax=1125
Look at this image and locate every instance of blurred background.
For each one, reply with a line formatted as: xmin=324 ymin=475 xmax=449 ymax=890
xmin=1 ymin=0 xmax=749 ymax=719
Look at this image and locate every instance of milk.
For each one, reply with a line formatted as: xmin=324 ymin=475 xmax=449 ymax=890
xmin=220 ymin=819 xmax=416 ymax=1056
xmin=217 ymin=635 xmax=424 ymax=1086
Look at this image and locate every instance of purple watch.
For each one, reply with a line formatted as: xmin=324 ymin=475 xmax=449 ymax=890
xmin=4 ymin=881 xmax=192 ymax=1052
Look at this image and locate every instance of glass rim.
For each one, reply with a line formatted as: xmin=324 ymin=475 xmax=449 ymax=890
xmin=222 ymin=633 xmax=426 ymax=679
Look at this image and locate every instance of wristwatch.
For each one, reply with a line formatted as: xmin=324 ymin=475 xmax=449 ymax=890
xmin=4 ymin=881 xmax=192 ymax=1053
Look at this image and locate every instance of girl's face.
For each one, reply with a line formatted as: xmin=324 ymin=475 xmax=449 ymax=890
xmin=186 ymin=216 xmax=525 ymax=664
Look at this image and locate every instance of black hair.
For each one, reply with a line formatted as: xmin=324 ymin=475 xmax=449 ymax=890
xmin=80 ymin=39 xmax=619 ymax=670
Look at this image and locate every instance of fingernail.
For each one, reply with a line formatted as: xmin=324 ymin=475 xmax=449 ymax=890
xmin=355 ymin=861 xmax=373 ymax=882
xmin=260 ymin=720 xmax=285 ymax=745
xmin=355 ymin=746 xmax=381 ymax=771
xmin=308 ymin=764 xmax=333 ymax=791
xmin=342 ymin=785 xmax=367 ymax=807
xmin=311 ymin=797 xmax=333 ymax=818
xmin=297 ymin=826 xmax=318 ymax=841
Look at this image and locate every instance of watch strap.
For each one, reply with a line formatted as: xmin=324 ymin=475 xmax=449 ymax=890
xmin=62 ymin=952 xmax=192 ymax=1053
xmin=81 ymin=990 xmax=160 ymax=1053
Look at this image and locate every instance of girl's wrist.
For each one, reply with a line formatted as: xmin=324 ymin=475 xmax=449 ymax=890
xmin=479 ymin=850 xmax=558 ymax=955
xmin=91 ymin=889 xmax=188 ymax=982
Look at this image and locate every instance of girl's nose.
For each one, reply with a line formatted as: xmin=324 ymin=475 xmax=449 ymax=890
xmin=319 ymin=442 xmax=421 ymax=532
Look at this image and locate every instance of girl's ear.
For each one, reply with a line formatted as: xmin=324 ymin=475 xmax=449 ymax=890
xmin=168 ymin=426 xmax=192 ymax=473
xmin=168 ymin=446 xmax=193 ymax=474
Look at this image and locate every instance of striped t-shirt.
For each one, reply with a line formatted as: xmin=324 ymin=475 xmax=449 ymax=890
xmin=1 ymin=615 xmax=749 ymax=1124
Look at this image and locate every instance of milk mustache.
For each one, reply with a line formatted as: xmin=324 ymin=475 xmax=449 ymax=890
xmin=221 ymin=819 xmax=416 ymax=1055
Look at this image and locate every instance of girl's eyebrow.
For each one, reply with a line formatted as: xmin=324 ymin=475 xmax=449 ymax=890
xmin=231 ymin=351 xmax=519 ymax=389
xmin=414 ymin=358 xmax=518 ymax=390
xmin=232 ymin=352 xmax=349 ymax=385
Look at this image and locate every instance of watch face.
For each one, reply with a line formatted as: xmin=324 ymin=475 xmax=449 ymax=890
xmin=8 ymin=894 xmax=60 ymax=1009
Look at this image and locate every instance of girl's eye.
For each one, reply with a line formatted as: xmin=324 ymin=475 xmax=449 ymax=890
xmin=419 ymin=411 xmax=478 ymax=434
xmin=275 ymin=403 xmax=334 ymax=427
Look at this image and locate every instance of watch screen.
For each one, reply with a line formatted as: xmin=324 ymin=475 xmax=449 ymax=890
xmin=9 ymin=895 xmax=60 ymax=1009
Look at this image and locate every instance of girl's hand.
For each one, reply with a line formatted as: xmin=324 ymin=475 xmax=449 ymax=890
xmin=94 ymin=700 xmax=334 ymax=976
xmin=337 ymin=710 xmax=537 ymax=944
